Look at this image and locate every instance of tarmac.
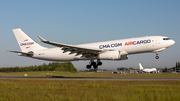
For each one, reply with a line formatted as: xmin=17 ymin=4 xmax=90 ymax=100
xmin=0 ymin=76 xmax=180 ymax=81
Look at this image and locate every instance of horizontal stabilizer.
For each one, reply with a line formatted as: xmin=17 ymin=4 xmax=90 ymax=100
xmin=8 ymin=50 xmax=34 ymax=57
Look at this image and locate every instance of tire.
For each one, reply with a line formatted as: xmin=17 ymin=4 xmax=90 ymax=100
xmin=97 ymin=62 xmax=102 ymax=66
xmin=91 ymin=62 xmax=96 ymax=66
xmin=93 ymin=65 xmax=98 ymax=69
xmin=155 ymin=56 xmax=159 ymax=59
xmin=86 ymin=65 xmax=91 ymax=69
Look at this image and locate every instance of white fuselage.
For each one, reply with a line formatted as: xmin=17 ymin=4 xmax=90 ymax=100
xmin=30 ymin=36 xmax=175 ymax=61
xmin=142 ymin=68 xmax=157 ymax=73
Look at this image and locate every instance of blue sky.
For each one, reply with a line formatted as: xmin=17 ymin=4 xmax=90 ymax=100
xmin=0 ymin=0 xmax=180 ymax=70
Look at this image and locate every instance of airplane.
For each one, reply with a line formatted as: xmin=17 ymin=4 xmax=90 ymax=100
xmin=9 ymin=28 xmax=175 ymax=69
xmin=139 ymin=63 xmax=158 ymax=73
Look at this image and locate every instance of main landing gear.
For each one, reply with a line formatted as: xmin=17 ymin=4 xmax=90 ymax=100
xmin=155 ymin=52 xmax=159 ymax=59
xmin=86 ymin=59 xmax=102 ymax=69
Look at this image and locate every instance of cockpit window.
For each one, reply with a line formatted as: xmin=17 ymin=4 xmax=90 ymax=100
xmin=163 ymin=38 xmax=170 ymax=40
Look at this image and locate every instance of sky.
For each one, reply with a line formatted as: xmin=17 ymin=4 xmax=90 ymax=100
xmin=0 ymin=0 xmax=180 ymax=70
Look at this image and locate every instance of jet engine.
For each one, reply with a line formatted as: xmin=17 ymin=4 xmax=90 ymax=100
xmin=98 ymin=50 xmax=128 ymax=60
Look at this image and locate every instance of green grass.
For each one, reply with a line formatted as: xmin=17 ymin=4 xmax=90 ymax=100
xmin=0 ymin=72 xmax=180 ymax=101
xmin=0 ymin=71 xmax=180 ymax=78
xmin=0 ymin=79 xmax=179 ymax=101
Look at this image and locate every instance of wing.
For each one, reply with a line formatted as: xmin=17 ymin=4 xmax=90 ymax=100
xmin=37 ymin=36 xmax=103 ymax=57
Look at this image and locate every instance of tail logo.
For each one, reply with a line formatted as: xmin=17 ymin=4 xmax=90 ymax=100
xmin=23 ymin=39 xmax=28 ymax=42
xmin=26 ymin=46 xmax=31 ymax=49
xmin=20 ymin=39 xmax=34 ymax=49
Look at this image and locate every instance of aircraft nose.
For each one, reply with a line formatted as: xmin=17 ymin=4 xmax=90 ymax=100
xmin=168 ymin=40 xmax=175 ymax=47
xmin=167 ymin=40 xmax=175 ymax=48
xmin=171 ymin=40 xmax=175 ymax=45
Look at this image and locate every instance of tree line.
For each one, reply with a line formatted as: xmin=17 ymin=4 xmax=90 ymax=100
xmin=0 ymin=62 xmax=77 ymax=72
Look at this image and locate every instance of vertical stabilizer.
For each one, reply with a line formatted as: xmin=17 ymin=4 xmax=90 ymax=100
xmin=139 ymin=63 xmax=144 ymax=70
xmin=12 ymin=28 xmax=47 ymax=52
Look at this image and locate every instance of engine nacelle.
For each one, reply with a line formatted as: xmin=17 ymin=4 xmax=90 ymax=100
xmin=120 ymin=55 xmax=128 ymax=60
xmin=98 ymin=50 xmax=128 ymax=60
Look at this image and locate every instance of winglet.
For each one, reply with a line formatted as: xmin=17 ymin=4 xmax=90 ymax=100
xmin=37 ymin=36 xmax=47 ymax=42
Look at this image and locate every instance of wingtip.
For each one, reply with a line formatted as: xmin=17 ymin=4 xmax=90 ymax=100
xmin=37 ymin=36 xmax=47 ymax=42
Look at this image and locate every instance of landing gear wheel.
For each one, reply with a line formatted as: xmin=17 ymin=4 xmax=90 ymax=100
xmin=93 ymin=65 xmax=98 ymax=69
xmin=155 ymin=56 xmax=159 ymax=59
xmin=91 ymin=62 xmax=96 ymax=66
xmin=86 ymin=59 xmax=102 ymax=69
xmin=86 ymin=65 xmax=91 ymax=69
xmin=97 ymin=59 xmax=102 ymax=66
xmin=155 ymin=52 xmax=159 ymax=59
xmin=97 ymin=62 xmax=102 ymax=66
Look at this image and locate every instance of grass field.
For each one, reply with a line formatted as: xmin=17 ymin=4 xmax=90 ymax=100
xmin=0 ymin=71 xmax=180 ymax=78
xmin=0 ymin=72 xmax=180 ymax=101
xmin=0 ymin=79 xmax=180 ymax=101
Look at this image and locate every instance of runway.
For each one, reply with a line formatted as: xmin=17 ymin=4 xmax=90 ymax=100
xmin=0 ymin=76 xmax=180 ymax=81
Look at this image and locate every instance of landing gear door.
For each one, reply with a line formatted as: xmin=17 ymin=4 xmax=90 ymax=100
xmin=155 ymin=38 xmax=160 ymax=44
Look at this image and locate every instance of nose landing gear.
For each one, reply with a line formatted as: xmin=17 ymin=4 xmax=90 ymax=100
xmin=155 ymin=52 xmax=159 ymax=59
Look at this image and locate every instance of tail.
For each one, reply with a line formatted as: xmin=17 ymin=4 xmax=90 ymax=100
xmin=12 ymin=28 xmax=47 ymax=52
xmin=139 ymin=63 xmax=144 ymax=70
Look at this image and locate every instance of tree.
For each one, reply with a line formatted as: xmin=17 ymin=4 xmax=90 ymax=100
xmin=39 ymin=65 xmax=43 ymax=71
xmin=163 ymin=67 xmax=169 ymax=72
xmin=0 ymin=62 xmax=77 ymax=72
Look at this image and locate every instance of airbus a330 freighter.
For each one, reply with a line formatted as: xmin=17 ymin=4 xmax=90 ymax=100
xmin=10 ymin=28 xmax=175 ymax=69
